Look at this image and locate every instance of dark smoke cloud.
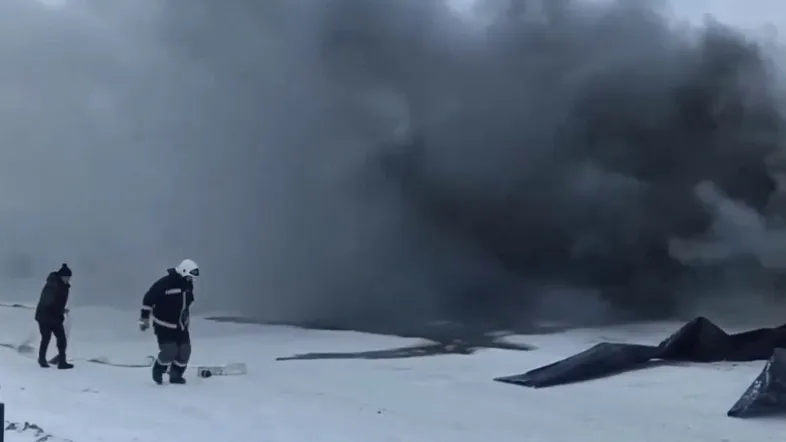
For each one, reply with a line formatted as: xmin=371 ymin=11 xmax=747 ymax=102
xmin=298 ymin=0 xmax=786 ymax=331
xmin=2 ymin=0 xmax=786 ymax=332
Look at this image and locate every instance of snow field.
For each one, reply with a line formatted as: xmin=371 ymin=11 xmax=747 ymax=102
xmin=0 ymin=306 xmax=784 ymax=441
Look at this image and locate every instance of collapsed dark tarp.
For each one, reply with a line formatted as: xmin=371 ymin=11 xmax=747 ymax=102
xmin=727 ymin=349 xmax=786 ymax=418
xmin=495 ymin=317 xmax=786 ymax=388
xmin=495 ymin=317 xmax=786 ymax=418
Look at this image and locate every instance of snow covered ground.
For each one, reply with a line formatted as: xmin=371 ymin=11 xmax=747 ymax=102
xmin=0 ymin=305 xmax=784 ymax=441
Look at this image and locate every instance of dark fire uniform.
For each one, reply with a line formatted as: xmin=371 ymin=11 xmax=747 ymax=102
xmin=140 ymin=268 xmax=194 ymax=384
xmin=34 ymin=263 xmax=74 ymax=369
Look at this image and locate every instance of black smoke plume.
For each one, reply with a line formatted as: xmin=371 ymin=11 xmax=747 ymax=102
xmin=252 ymin=0 xmax=784 ymax=333
xmin=2 ymin=0 xmax=785 ymax=335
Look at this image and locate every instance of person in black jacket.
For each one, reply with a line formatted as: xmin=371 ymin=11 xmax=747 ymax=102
xmin=139 ymin=259 xmax=198 ymax=385
xmin=34 ymin=263 xmax=74 ymax=369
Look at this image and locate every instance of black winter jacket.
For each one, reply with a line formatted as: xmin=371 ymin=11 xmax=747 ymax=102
xmin=35 ymin=272 xmax=70 ymax=323
xmin=140 ymin=268 xmax=194 ymax=332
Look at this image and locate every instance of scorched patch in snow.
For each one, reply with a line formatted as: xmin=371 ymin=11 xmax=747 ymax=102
xmin=210 ymin=315 xmax=536 ymax=360
xmin=275 ymin=339 xmax=532 ymax=361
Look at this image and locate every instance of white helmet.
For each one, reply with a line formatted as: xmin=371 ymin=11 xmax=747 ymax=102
xmin=175 ymin=259 xmax=199 ymax=278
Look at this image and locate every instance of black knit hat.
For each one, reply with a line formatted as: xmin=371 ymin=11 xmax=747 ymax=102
xmin=57 ymin=263 xmax=72 ymax=277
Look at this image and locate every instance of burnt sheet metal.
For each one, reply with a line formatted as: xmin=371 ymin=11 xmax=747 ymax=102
xmin=496 ymin=317 xmax=786 ymax=418
xmin=728 ymin=349 xmax=786 ymax=418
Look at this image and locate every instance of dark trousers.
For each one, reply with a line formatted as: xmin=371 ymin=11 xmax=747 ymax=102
xmin=37 ymin=319 xmax=67 ymax=362
xmin=154 ymin=328 xmax=191 ymax=378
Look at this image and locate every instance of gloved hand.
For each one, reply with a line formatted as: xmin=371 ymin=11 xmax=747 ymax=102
xmin=181 ymin=310 xmax=190 ymax=329
xmin=139 ymin=318 xmax=150 ymax=331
